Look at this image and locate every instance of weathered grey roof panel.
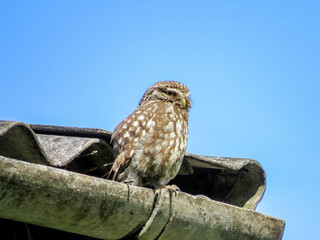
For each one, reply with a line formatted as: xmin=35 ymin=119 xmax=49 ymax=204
xmin=180 ymin=153 xmax=266 ymax=209
xmin=0 ymin=120 xmax=266 ymax=210
xmin=0 ymin=121 xmax=49 ymax=165
xmin=30 ymin=123 xmax=112 ymax=143
xmin=185 ymin=153 xmax=259 ymax=170
xmin=0 ymin=120 xmax=285 ymax=239
xmin=36 ymin=134 xmax=113 ymax=167
xmin=0 ymin=155 xmax=285 ymax=240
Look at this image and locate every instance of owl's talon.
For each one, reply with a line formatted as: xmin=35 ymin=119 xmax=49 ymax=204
xmin=155 ymin=188 xmax=162 ymax=196
xmin=155 ymin=184 xmax=180 ymax=197
xmin=165 ymin=184 xmax=180 ymax=196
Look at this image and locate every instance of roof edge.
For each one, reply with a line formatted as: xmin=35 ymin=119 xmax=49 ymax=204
xmin=0 ymin=156 xmax=285 ymax=240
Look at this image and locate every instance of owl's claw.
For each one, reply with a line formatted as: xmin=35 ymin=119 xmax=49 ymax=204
xmin=155 ymin=184 xmax=180 ymax=197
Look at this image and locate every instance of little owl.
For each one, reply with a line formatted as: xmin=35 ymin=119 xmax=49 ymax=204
xmin=108 ymin=81 xmax=191 ymax=190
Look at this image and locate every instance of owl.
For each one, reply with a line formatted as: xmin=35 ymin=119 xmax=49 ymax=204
xmin=108 ymin=81 xmax=191 ymax=190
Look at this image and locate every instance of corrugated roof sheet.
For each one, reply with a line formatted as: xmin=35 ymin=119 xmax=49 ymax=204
xmin=0 ymin=120 xmax=285 ymax=239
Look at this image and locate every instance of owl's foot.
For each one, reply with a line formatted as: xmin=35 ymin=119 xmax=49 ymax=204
xmin=155 ymin=184 xmax=180 ymax=197
xmin=139 ymin=184 xmax=178 ymax=238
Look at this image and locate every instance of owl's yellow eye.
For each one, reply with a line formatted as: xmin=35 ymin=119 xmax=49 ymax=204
xmin=166 ymin=91 xmax=177 ymax=97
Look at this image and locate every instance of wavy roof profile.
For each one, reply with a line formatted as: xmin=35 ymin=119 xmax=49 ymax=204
xmin=0 ymin=120 xmax=285 ymax=240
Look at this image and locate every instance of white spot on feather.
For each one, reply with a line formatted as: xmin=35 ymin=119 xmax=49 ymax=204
xmin=138 ymin=115 xmax=145 ymax=121
xmin=163 ymin=122 xmax=174 ymax=132
xmin=176 ymin=121 xmax=182 ymax=133
xmin=144 ymin=146 xmax=150 ymax=154
xmin=154 ymin=155 xmax=162 ymax=165
xmin=170 ymin=132 xmax=176 ymax=138
xmin=133 ymin=121 xmax=139 ymax=127
xmin=180 ymin=139 xmax=185 ymax=150
xmin=147 ymin=119 xmax=155 ymax=128
xmin=130 ymin=150 xmax=134 ymax=157
xmin=155 ymin=145 xmax=161 ymax=153
xmin=123 ymin=131 xmax=130 ymax=138
xmin=168 ymin=153 xmax=177 ymax=165
xmin=161 ymin=140 xmax=168 ymax=148
xmin=164 ymin=147 xmax=171 ymax=155
xmin=166 ymin=105 xmax=174 ymax=113
xmin=141 ymin=130 xmax=146 ymax=137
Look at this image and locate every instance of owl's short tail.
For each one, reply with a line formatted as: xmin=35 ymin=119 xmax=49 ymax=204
xmin=106 ymin=151 xmax=127 ymax=180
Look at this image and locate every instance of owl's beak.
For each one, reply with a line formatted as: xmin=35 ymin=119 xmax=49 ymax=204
xmin=181 ymin=97 xmax=187 ymax=107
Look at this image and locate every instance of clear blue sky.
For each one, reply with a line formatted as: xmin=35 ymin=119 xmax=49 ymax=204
xmin=1 ymin=1 xmax=319 ymax=239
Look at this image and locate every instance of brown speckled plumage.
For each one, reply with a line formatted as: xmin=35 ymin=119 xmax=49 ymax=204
xmin=108 ymin=81 xmax=191 ymax=189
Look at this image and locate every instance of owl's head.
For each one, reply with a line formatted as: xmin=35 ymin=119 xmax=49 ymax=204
xmin=139 ymin=81 xmax=191 ymax=110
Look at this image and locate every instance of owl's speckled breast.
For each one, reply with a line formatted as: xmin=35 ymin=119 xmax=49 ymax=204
xmin=109 ymin=81 xmax=190 ymax=188
xmin=132 ymin=102 xmax=188 ymax=187
xmin=115 ymin=101 xmax=188 ymax=188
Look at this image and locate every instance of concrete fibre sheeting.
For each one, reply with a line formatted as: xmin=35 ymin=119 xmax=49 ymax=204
xmin=0 ymin=120 xmax=285 ymax=239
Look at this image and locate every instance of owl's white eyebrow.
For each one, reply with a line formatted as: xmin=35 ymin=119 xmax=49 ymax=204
xmin=159 ymin=88 xmax=179 ymax=94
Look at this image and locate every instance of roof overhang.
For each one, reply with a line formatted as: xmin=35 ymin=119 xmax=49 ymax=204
xmin=0 ymin=121 xmax=285 ymax=239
